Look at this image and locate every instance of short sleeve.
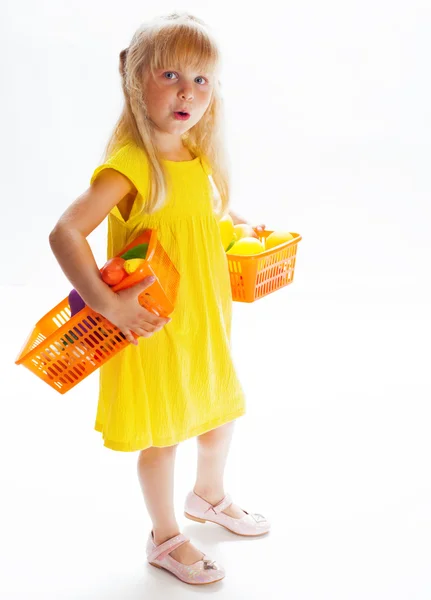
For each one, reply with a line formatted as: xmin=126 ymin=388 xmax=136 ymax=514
xmin=90 ymin=142 xmax=150 ymax=223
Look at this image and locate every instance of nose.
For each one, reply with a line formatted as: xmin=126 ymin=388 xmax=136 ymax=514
xmin=179 ymin=86 xmax=194 ymax=101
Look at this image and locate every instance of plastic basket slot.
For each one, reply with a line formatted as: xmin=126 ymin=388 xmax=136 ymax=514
xmin=72 ymin=365 xmax=85 ymax=377
xmin=48 ymin=362 xmax=63 ymax=376
xmin=105 ymin=338 xmax=117 ymax=350
xmin=39 ymin=351 xmax=53 ymax=365
xmin=53 ymin=310 xmax=70 ymax=328
xmin=71 ymin=326 xmax=84 ymax=338
xmin=229 ymin=261 xmax=242 ymax=274
xmin=46 ymin=366 xmax=57 ymax=379
xmin=64 ymin=332 xmax=77 ymax=345
xmin=88 ymin=333 xmax=101 ymax=345
xmin=76 ymin=321 xmax=92 ymax=334
xmin=96 ymin=326 xmax=110 ymax=338
xmin=55 ymin=341 xmax=66 ymax=354
xmin=61 ymin=373 xmax=74 ymax=384
xmin=83 ymin=336 xmax=95 ymax=349
xmin=29 ymin=332 xmax=46 ymax=353
xmin=81 ymin=317 xmax=97 ymax=331
xmin=42 ymin=345 xmax=59 ymax=360
xmin=230 ymin=272 xmax=244 ymax=286
xmin=66 ymin=369 xmax=79 ymax=382
xmin=72 ymin=342 xmax=87 ymax=357
xmin=92 ymin=348 xmax=105 ymax=362
xmin=53 ymin=340 xmax=68 ymax=354
xmin=141 ymin=291 xmax=164 ymax=315
xmin=99 ymin=344 xmax=112 ymax=356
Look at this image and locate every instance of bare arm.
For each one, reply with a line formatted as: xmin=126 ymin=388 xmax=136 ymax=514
xmin=49 ymin=168 xmax=134 ymax=313
xmin=229 ymin=209 xmax=266 ymax=232
xmin=228 ymin=209 xmax=248 ymax=225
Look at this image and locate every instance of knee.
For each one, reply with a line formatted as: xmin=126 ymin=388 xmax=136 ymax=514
xmin=197 ymin=422 xmax=234 ymax=448
xmin=138 ymin=443 xmax=178 ymax=463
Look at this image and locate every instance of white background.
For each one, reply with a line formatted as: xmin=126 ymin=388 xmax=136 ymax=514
xmin=2 ymin=0 xmax=431 ymax=598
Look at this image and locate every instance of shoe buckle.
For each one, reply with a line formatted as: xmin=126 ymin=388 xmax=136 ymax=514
xmin=203 ymin=558 xmax=218 ymax=570
xmin=251 ymin=513 xmax=266 ymax=523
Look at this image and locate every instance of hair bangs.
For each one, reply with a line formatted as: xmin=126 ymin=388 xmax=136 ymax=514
xmin=149 ymin=23 xmax=219 ymax=80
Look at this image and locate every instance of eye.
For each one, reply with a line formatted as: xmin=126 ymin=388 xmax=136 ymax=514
xmin=163 ymin=71 xmax=208 ymax=85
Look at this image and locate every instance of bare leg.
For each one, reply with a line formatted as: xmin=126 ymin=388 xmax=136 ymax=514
xmin=193 ymin=421 xmax=247 ymax=519
xmin=137 ymin=444 xmax=204 ymax=564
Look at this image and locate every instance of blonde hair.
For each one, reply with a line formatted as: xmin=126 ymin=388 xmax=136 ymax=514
xmin=103 ymin=12 xmax=230 ymax=216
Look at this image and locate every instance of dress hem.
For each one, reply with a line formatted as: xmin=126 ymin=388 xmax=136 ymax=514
xmin=94 ymin=406 xmax=246 ymax=452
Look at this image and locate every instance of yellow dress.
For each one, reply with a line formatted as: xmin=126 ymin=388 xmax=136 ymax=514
xmin=90 ymin=141 xmax=246 ymax=451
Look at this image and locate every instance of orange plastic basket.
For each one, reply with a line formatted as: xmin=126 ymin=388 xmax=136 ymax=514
xmin=228 ymin=230 xmax=302 ymax=302
xmin=15 ymin=229 xmax=179 ymax=395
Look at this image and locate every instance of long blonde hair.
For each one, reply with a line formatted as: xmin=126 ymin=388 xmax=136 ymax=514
xmin=103 ymin=12 xmax=230 ymax=217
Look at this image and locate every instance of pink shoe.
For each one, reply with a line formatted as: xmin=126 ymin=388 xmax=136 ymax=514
xmin=146 ymin=530 xmax=225 ymax=585
xmin=184 ymin=491 xmax=271 ymax=536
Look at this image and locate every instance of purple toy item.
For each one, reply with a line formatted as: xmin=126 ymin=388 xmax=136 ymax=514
xmin=68 ymin=288 xmax=86 ymax=317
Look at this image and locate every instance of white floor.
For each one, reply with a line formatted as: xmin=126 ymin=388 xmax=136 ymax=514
xmin=2 ymin=239 xmax=431 ymax=599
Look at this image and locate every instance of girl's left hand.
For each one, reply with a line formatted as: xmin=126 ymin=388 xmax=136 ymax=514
xmin=253 ymin=224 xmax=266 ymax=234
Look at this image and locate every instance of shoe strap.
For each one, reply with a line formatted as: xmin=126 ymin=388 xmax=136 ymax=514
xmin=148 ymin=532 xmax=190 ymax=562
xmin=206 ymin=493 xmax=233 ymax=515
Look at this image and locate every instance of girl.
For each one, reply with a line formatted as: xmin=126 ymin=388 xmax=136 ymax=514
xmin=49 ymin=12 xmax=270 ymax=586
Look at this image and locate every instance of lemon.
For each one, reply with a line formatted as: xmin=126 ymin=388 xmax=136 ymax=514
xmin=124 ymin=258 xmax=146 ymax=274
xmin=233 ymin=223 xmax=258 ymax=240
xmin=218 ymin=214 xmax=235 ymax=250
xmin=265 ymin=231 xmax=294 ymax=250
xmin=227 ymin=237 xmax=265 ymax=255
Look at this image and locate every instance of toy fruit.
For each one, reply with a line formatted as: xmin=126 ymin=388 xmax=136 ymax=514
xmin=227 ymin=237 xmax=265 ymax=255
xmin=265 ymin=231 xmax=294 ymax=250
xmin=233 ymin=223 xmax=258 ymax=240
xmin=218 ymin=214 xmax=235 ymax=251
xmin=100 ymin=257 xmax=127 ymax=286
xmin=124 ymin=258 xmax=146 ymax=274
xmin=121 ymin=243 xmax=148 ymax=260
xmin=68 ymin=288 xmax=86 ymax=317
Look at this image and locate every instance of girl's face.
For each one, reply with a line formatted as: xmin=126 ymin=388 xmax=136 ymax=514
xmin=143 ymin=66 xmax=213 ymax=146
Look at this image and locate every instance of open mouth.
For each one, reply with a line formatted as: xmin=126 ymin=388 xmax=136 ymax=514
xmin=173 ymin=111 xmax=191 ymax=120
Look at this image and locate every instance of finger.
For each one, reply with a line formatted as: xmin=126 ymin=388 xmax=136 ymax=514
xmin=123 ymin=329 xmax=138 ymax=345
xmin=122 ymin=276 xmax=157 ymax=300
xmin=137 ymin=275 xmax=157 ymax=290
xmin=138 ymin=310 xmax=161 ymax=327
xmin=136 ymin=322 xmax=157 ymax=333
xmin=139 ymin=309 xmax=170 ymax=327
xmin=139 ymin=319 xmax=168 ymax=333
xmin=133 ymin=327 xmax=153 ymax=338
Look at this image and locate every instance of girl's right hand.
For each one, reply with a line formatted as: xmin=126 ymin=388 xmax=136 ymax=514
xmin=101 ymin=276 xmax=171 ymax=345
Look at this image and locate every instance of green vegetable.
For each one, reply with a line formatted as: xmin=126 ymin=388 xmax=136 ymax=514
xmin=121 ymin=243 xmax=149 ymax=261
